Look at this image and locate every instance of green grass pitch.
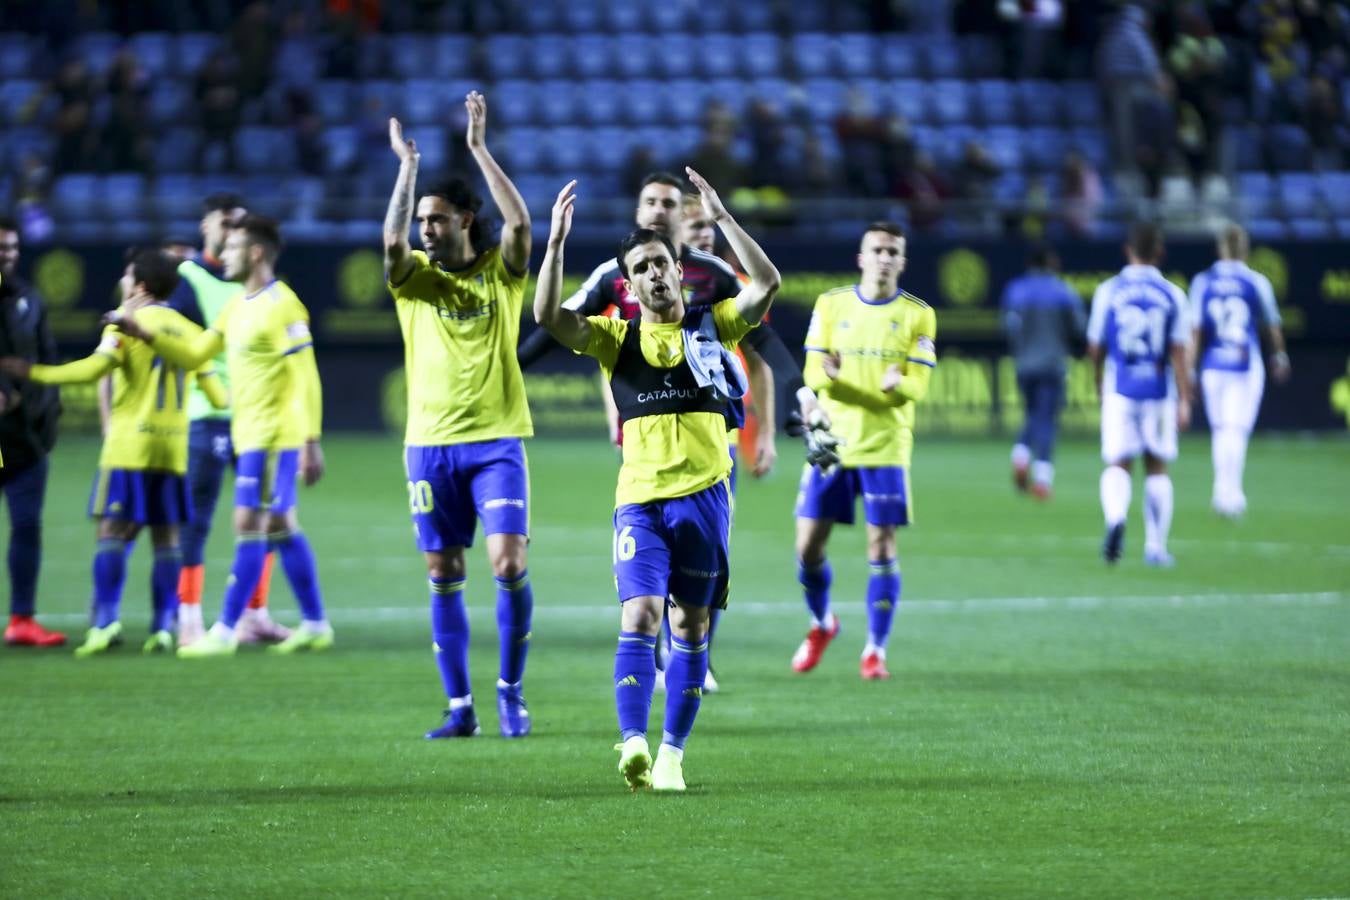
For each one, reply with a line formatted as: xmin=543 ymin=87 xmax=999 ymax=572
xmin=1 ymin=434 xmax=1347 ymax=898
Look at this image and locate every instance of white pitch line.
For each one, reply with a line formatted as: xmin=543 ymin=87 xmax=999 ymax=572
xmin=32 ymin=590 xmax=1345 ymax=627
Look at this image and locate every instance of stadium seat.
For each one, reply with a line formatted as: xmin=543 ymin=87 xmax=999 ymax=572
xmin=748 ymin=78 xmax=794 ymax=116
xmin=388 ymin=35 xmax=433 ymax=80
xmin=540 ymin=128 xmax=589 ymax=174
xmin=792 ymin=34 xmax=834 ymax=79
xmin=321 ymin=126 xmax=358 ymax=175
xmin=234 ymin=127 xmax=294 ymax=174
xmin=101 ymin=174 xmax=146 ymax=219
xmin=650 ymin=3 xmax=688 ymax=31
xmin=620 ymin=80 xmax=663 ymax=126
xmin=174 ymin=33 xmax=221 ymax=76
xmin=533 ymin=79 xmax=578 ymax=127
xmin=879 ymin=36 xmax=922 ymax=79
xmin=572 ymin=36 xmax=611 ymax=79
xmin=404 ymin=80 xmax=448 ymax=125
xmin=1335 ymin=217 xmax=1350 ymax=240
xmin=730 ymin=0 xmax=775 ymax=31
xmin=412 ymin=127 xmax=448 ymax=173
xmin=1023 ymin=126 xmax=1068 ymax=172
xmin=992 ymin=171 xmax=1027 ymax=206
xmin=1061 ymin=81 xmax=1103 ymax=127
xmin=359 ymin=80 xmax=405 ymax=122
xmin=75 ymin=33 xmax=121 ymax=75
xmin=1288 ymin=217 xmax=1332 ymax=239
xmin=702 ymin=34 xmax=740 ymax=79
xmin=666 ymin=80 xmax=709 ymax=126
xmin=960 ymin=35 xmax=1003 ymax=79
xmin=152 ymin=128 xmax=200 ymax=175
xmin=1069 ymin=128 xmax=1111 ymax=171
xmin=51 ymin=175 xmax=100 ymax=219
xmin=974 ymin=80 xmax=1017 ymax=127
xmin=837 ymin=34 xmax=879 ymax=79
xmin=273 ymin=38 xmax=321 ymax=86
xmin=612 ymin=34 xmax=654 ymax=80
xmin=146 ymin=81 xmax=191 ymax=126
xmin=930 ymin=80 xmax=971 ymax=126
xmin=891 ymin=79 xmax=929 ymax=124
xmin=5 ymin=128 xmax=53 ymax=166
xmin=312 ymin=80 xmax=353 ymax=125
xmin=744 ymin=33 xmax=782 ymax=79
xmin=604 ymin=0 xmax=645 ymax=32
xmin=431 ymin=35 xmax=473 ymax=79
xmin=1236 ymin=171 xmax=1276 ymax=218
xmin=521 ymin=3 xmax=561 ymax=32
xmin=590 ymin=127 xmax=635 ymax=172
xmin=484 ymin=36 xmax=528 ymax=80
xmin=527 ymin=35 xmax=570 ymax=79
xmin=801 ymin=79 xmax=848 ymax=122
xmin=577 ymin=81 xmax=623 ymax=127
xmin=921 ymin=41 xmax=962 ymax=79
xmin=983 ymin=127 xmax=1025 ymax=172
xmin=1267 ymin=124 xmax=1311 ymax=171
xmin=1277 ymin=173 xmax=1323 ymax=219
xmin=1017 ymin=81 xmax=1063 ymax=127
xmin=149 ymin=175 xmax=200 ymax=221
xmin=493 ymin=80 xmax=537 ymax=128
xmin=707 ymin=78 xmax=751 ymax=116
xmin=1245 ymin=218 xmax=1287 ymax=240
xmin=129 ymin=33 xmax=174 ymax=78
xmin=0 ymin=35 xmax=34 ymax=80
xmin=1320 ymin=172 xmax=1350 ymax=217
xmin=0 ymin=79 xmax=43 ymax=125
xmin=560 ymin=2 xmax=602 ymax=32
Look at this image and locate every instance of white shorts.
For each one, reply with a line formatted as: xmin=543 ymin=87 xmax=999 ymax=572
xmin=1101 ymin=392 xmax=1178 ymax=463
xmin=1201 ymin=364 xmax=1265 ymax=434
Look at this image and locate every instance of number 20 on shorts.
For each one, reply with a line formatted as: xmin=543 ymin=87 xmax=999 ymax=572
xmin=407 ymin=480 xmax=434 ymax=514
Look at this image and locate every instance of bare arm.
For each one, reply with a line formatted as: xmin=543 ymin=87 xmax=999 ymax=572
xmin=532 ymin=181 xmax=591 ymax=353
xmin=685 ymin=167 xmax=780 ymax=326
xmin=1170 ymin=342 xmax=1192 ymax=428
xmin=466 ymin=91 xmax=531 ymax=275
xmin=1265 ymin=324 xmax=1291 ymax=383
xmin=1088 ymin=343 xmax=1104 ymax=397
xmin=741 ymin=342 xmax=777 ymax=476
xmin=384 ymin=117 xmax=420 ymax=286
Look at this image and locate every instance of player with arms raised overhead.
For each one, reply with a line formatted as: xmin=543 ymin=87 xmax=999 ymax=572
xmin=1088 ymin=222 xmax=1192 ymax=566
xmin=534 ymin=170 xmax=780 ymax=792
xmin=791 ymin=223 xmax=937 ymax=681
xmin=384 ymin=92 xmax=536 ymax=740
xmin=111 ymin=216 xmax=333 ymax=656
xmin=0 ymin=248 xmax=227 ymax=655
xmin=1190 ymin=224 xmax=1290 ymax=518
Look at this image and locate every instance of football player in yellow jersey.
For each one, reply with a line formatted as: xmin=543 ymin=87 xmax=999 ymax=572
xmin=534 ymin=170 xmax=780 ymax=792
xmin=791 ymin=222 xmax=937 ymax=681
xmin=112 ymin=216 xmax=332 ymax=659
xmin=0 ymin=249 xmax=228 ymax=656
xmin=384 ymin=92 xmax=536 ymax=740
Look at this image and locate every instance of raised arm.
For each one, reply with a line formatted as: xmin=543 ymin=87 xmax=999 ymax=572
xmin=384 ymin=117 xmax=420 ymax=286
xmin=685 ymin=167 xmax=780 ymax=326
xmin=466 ymin=91 xmax=530 ymax=275
xmin=533 ymin=181 xmax=591 ymax=353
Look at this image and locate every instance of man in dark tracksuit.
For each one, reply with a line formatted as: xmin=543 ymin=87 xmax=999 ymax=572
xmin=1001 ymin=243 xmax=1085 ymax=499
xmin=0 ymin=217 xmax=65 ymax=646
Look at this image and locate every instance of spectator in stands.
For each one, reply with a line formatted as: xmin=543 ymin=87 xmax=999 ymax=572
xmin=232 ymin=1 xmax=278 ymax=100
xmin=285 ymin=88 xmax=325 ymax=177
xmin=1059 ymin=149 xmax=1103 ymax=238
xmin=954 ymin=141 xmax=1002 ymax=231
xmin=1130 ymin=74 xmax=1176 ymax=199
xmin=834 ymin=87 xmax=886 ymax=197
xmin=687 ymin=122 xmax=744 ymax=198
xmin=195 ymin=50 xmax=243 ymax=172
xmin=621 ymin=146 xmax=662 ymax=198
xmin=1096 ymin=3 xmax=1166 ymax=177
xmin=1167 ymin=3 xmax=1226 ymax=181
xmin=1303 ymin=74 xmax=1346 ymax=170
xmin=744 ymin=98 xmax=792 ymax=193
xmin=51 ymin=58 xmax=99 ymax=175
xmin=796 ymin=135 xmax=839 ymax=198
xmin=103 ymin=49 xmax=152 ymax=174
xmin=880 ymin=114 xmax=917 ymax=191
xmin=892 ymin=151 xmax=949 ymax=231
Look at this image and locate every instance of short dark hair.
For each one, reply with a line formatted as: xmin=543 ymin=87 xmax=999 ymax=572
xmin=863 ymin=221 xmax=905 ymax=240
xmin=202 ymin=191 xmax=246 ymax=214
xmin=1127 ymin=220 xmax=1164 ymax=263
xmin=423 ymin=177 xmax=489 ymax=250
xmin=639 ymin=172 xmax=685 ymax=192
xmin=0 ymin=215 xmax=20 ymax=237
xmin=1027 ymin=241 xmax=1057 ymax=269
xmin=124 ymin=247 xmax=181 ymax=300
xmin=616 ymin=228 xmax=679 ymax=278
xmin=236 ymin=214 xmax=283 ymax=263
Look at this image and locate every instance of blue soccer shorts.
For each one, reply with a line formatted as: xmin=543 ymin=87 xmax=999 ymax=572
xmin=795 ymin=464 xmax=912 ymax=527
xmin=88 ymin=468 xmax=192 ymax=525
xmin=404 ymin=438 xmax=530 ymax=552
xmin=234 ymin=448 xmax=300 ymax=513
xmin=613 ymin=480 xmax=731 ymax=609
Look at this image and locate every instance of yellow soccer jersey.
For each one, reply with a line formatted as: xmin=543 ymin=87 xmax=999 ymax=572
xmin=45 ymin=306 xmax=215 ymax=474
xmin=389 ymin=247 xmax=533 ymax=445
xmin=212 ymin=280 xmax=316 ymax=452
xmin=803 ymin=286 xmax=938 ymax=468
xmin=583 ymin=299 xmax=754 ymax=506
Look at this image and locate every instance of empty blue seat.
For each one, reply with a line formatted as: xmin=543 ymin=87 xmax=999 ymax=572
xmin=731 ymin=0 xmax=775 ymax=31
xmin=485 ymin=36 xmax=528 ymax=80
xmin=52 ymin=175 xmax=100 ymax=218
xmin=650 ymin=3 xmax=688 ymax=31
xmin=572 ymin=36 xmax=611 ymax=79
xmin=151 ymin=175 xmax=203 ymax=220
xmin=590 ymin=127 xmax=635 ymax=172
xmin=974 ymin=80 xmax=1017 ymax=126
xmin=540 ymin=128 xmax=589 ymax=174
xmin=921 ymin=41 xmax=962 ymax=79
xmin=312 ymin=80 xmax=352 ymax=124
xmin=667 ymin=80 xmax=709 ymax=126
xmin=431 ymin=35 xmax=473 ymax=79
xmin=1236 ymin=171 xmax=1276 ymax=218
xmin=748 ymin=78 xmax=793 ymax=116
xmin=792 ymin=34 xmax=833 ymax=79
xmin=744 ymin=33 xmax=782 ymax=79
xmin=129 ymin=33 xmax=174 ymax=78
xmin=1018 ymin=81 xmax=1062 ymax=127
xmin=621 ymin=80 xmax=665 ymax=126
xmin=801 ymin=79 xmax=848 ymax=122
xmin=1336 ymin=217 xmax=1350 ymax=240
xmin=520 ymin=3 xmax=561 ymax=32
xmin=1061 ymin=81 xmax=1102 ymax=127
xmin=527 ymin=35 xmax=570 ymax=79
xmin=493 ymin=80 xmax=536 ymax=128
xmin=1278 ymin=173 xmax=1322 ymax=218
xmin=1267 ymin=124 xmax=1311 ymax=170
xmin=983 ymin=127 xmax=1024 ymax=171
xmin=613 ymin=35 xmax=655 ymax=80
xmin=605 ymin=1 xmax=645 ymax=32
xmin=660 ymin=37 xmax=696 ymax=79
xmin=273 ymin=38 xmax=321 ymax=86
xmin=388 ymin=35 xmax=433 ymax=80
xmin=146 ymin=81 xmax=191 ymax=126
xmin=234 ymin=127 xmax=294 ymax=173
xmin=890 ymin=79 xmax=928 ymax=123
xmin=560 ymin=2 xmax=602 ymax=32
xmin=706 ymin=78 xmax=750 ymax=116
xmin=152 ymin=128 xmax=199 ymax=174
xmin=175 ymin=33 xmax=220 ymax=76
xmin=321 ymin=126 xmax=357 ymax=174
xmin=577 ymin=81 xmax=622 ymax=127
xmin=413 ymin=127 xmax=448 ymax=172
xmin=1245 ymin=218 xmax=1287 ymax=241
xmin=879 ymin=37 xmax=922 ymax=78
xmin=533 ymin=79 xmax=578 ymax=127
xmin=404 ymin=79 xmax=448 ymax=125
xmin=1023 ymin=126 xmax=1068 ymax=172
xmin=1320 ymin=172 xmax=1350 ymax=216
xmin=837 ymin=34 xmax=879 ymax=79
xmin=993 ymin=172 xmax=1027 ymax=205
xmin=76 ymin=33 xmax=121 ymax=74
xmin=1288 ymin=217 xmax=1332 ymax=239
xmin=501 ymin=128 xmax=545 ymax=173
xmin=102 ymin=174 xmax=146 ymax=218
xmin=0 ymin=35 xmax=34 ymax=80
xmin=960 ymin=35 xmax=1002 ymax=79
xmin=930 ymin=80 xmax=971 ymax=125
xmin=0 ymin=79 xmax=42 ymax=125
xmin=359 ymin=80 xmax=405 ymax=121
xmin=703 ymin=35 xmax=740 ymax=79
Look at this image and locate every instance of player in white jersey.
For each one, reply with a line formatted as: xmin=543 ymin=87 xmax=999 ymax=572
xmin=1087 ymin=223 xmax=1193 ymax=567
xmin=1189 ymin=224 xmax=1290 ymax=518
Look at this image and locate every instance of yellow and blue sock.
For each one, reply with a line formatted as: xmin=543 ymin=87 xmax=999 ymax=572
xmin=219 ymin=534 xmax=269 ymax=628
xmin=866 ymin=559 xmax=901 ymax=649
xmin=430 ymin=578 xmax=471 ymax=701
xmin=150 ymin=545 xmax=182 ymax=633
xmin=272 ymin=530 xmax=325 ymax=623
xmin=615 ymin=630 xmax=657 ymax=740
xmin=798 ymin=558 xmax=833 ymax=625
xmin=662 ymin=634 xmax=708 ymax=750
xmin=92 ymin=537 xmax=128 ymax=628
xmin=494 ymin=570 xmax=532 ymax=686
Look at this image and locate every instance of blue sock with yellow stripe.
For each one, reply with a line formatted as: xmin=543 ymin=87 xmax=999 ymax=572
xmin=662 ymin=634 xmax=708 ymax=750
xmin=92 ymin=538 xmax=128 ymax=628
xmin=430 ymin=578 xmax=471 ymax=702
xmin=494 ymin=570 xmax=532 ymax=686
xmin=151 ymin=546 xmax=182 ymax=633
xmin=615 ymin=630 xmax=657 ymax=740
xmin=866 ymin=559 xmax=901 ymax=649
xmin=220 ymin=535 xmax=269 ymax=628
xmin=798 ymin=559 xmax=833 ymax=625
xmin=272 ymin=530 xmax=325 ymax=623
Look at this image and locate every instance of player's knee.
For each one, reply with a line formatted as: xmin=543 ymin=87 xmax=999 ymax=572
xmin=426 ymin=553 xmax=465 ymax=582
xmin=619 ymin=597 xmax=663 ymax=635
xmin=490 ymin=553 xmax=526 ymax=581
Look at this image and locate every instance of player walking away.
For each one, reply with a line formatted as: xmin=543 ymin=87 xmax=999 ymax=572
xmin=1000 ymin=242 xmax=1085 ymax=500
xmin=384 ymin=92 xmax=536 ymax=740
xmin=1088 ymin=222 xmax=1192 ymax=567
xmin=792 ymin=223 xmax=937 ymax=681
xmin=166 ymin=193 xmax=288 ymax=647
xmin=0 ymin=216 xmax=66 ymax=647
xmin=535 ymin=170 xmax=780 ymax=792
xmin=112 ymin=216 xmax=333 ymax=656
xmin=1190 ymin=224 xmax=1290 ymax=519
xmin=0 ymin=249 xmax=227 ymax=655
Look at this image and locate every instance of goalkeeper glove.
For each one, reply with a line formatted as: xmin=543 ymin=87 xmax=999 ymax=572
xmin=803 ymin=410 xmax=842 ymax=476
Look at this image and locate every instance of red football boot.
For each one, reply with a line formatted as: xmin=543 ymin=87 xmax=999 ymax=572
xmin=791 ymin=613 xmax=839 ymax=673
xmin=5 ymin=615 xmax=68 ymax=647
xmin=860 ymin=651 xmax=891 ymax=680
